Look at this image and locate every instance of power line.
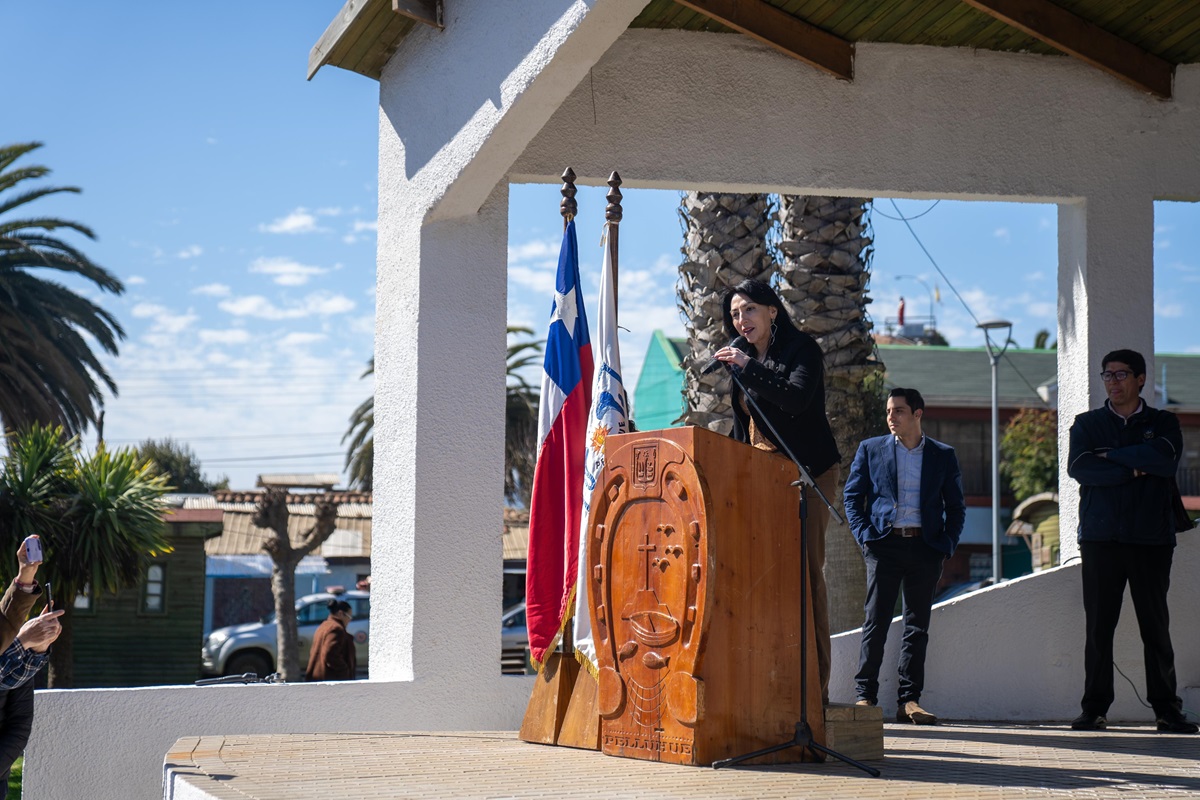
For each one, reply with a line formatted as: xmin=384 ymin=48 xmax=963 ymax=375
xmin=203 ymin=451 xmax=346 ymax=464
xmin=887 ymin=198 xmax=980 ymax=327
xmin=874 ymin=199 xmax=941 ymax=222
xmin=104 ymin=431 xmax=348 ymax=443
xmin=884 ymin=199 xmax=1051 ymax=408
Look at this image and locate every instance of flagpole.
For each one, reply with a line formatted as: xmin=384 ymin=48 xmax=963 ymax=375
xmin=560 ymin=167 xmax=577 ymax=230
xmin=559 ymin=166 xmax=578 ymax=659
xmin=605 ymin=171 xmax=622 ymax=315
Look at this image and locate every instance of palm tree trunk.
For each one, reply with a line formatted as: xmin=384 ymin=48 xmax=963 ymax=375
xmin=677 ymin=191 xmax=775 ymax=433
xmin=777 ymin=196 xmax=885 ymax=634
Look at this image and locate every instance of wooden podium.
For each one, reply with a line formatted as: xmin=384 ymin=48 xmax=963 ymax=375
xmin=586 ymin=426 xmax=823 ymax=766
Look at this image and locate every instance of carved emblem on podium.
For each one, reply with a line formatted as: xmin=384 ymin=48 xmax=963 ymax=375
xmin=633 ymin=444 xmax=657 ymax=488
xmin=588 ymin=437 xmax=707 ymax=763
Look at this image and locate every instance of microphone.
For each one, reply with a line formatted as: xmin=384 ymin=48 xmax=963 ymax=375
xmin=700 ymin=335 xmax=748 ymax=375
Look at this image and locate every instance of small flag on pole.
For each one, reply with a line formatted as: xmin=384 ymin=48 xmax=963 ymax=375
xmin=525 ymin=219 xmax=593 ymax=669
xmin=573 ymin=224 xmax=628 ymax=676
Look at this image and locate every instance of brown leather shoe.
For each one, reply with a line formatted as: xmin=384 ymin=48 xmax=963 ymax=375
xmin=898 ymin=701 xmax=937 ymax=725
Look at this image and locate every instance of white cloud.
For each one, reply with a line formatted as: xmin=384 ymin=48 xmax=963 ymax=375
xmin=127 ymin=275 xmax=146 ymax=285
xmin=192 ymin=283 xmax=232 ymax=297
xmin=1156 ymin=239 xmax=1171 ymax=250
xmin=279 ymin=332 xmax=327 ymax=347
xmin=132 ymin=302 xmax=198 ymax=334
xmin=343 ymin=219 xmax=379 ymax=244
xmin=508 ymin=264 xmax=556 ymax=295
xmin=993 ymin=227 xmax=1011 ymax=242
xmin=198 ymin=329 xmax=251 ymax=345
xmin=1156 ymin=300 xmax=1184 ymax=318
xmin=1024 ymin=271 xmax=1046 ymax=282
xmin=1026 ymin=301 xmax=1056 ymax=318
xmin=132 ymin=303 xmax=169 ymax=318
xmin=177 ymin=245 xmax=203 ymax=259
xmin=206 ymin=137 xmax=218 ymax=145
xmin=250 ymin=256 xmax=328 ymax=286
xmin=259 ymin=208 xmax=322 ymax=235
xmin=218 ymin=292 xmax=356 ymax=320
xmin=316 ymin=207 xmax=344 ymax=217
xmin=509 ymin=239 xmax=559 ymax=263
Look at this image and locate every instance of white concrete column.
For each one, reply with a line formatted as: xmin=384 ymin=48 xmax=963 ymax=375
xmin=1056 ymin=193 xmax=1155 ymax=564
xmin=371 ymin=183 xmax=509 ymax=686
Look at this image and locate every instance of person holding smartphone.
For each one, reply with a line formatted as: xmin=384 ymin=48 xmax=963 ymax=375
xmin=0 ymin=537 xmax=63 ymax=797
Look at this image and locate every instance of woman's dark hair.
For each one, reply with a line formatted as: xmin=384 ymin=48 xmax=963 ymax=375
xmin=327 ymin=599 xmax=352 ymax=615
xmin=721 ymin=279 xmax=800 ymax=342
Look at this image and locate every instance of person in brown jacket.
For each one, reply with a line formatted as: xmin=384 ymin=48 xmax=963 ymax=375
xmin=2 ymin=537 xmax=61 ymax=654
xmin=305 ymin=599 xmax=356 ymax=681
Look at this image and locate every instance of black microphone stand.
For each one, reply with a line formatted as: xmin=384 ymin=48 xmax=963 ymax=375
xmin=711 ymin=364 xmax=880 ymax=777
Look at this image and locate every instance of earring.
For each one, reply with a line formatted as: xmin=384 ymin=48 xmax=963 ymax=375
xmin=769 ymin=321 xmax=778 ymax=347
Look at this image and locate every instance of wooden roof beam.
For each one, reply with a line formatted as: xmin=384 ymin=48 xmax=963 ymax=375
xmin=674 ymin=0 xmax=853 ymax=81
xmin=960 ymin=0 xmax=1174 ymax=98
xmin=393 ymin=0 xmax=443 ymax=30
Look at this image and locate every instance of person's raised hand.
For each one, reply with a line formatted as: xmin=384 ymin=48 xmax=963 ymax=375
xmin=16 ymin=537 xmax=40 ymax=584
xmin=16 ymin=608 xmax=64 ymax=653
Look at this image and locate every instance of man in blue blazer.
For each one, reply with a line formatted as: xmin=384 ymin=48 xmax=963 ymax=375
xmin=844 ymin=387 xmax=965 ymax=724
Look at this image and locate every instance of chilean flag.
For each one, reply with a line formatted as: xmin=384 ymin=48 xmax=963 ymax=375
xmin=525 ymin=219 xmax=593 ymax=669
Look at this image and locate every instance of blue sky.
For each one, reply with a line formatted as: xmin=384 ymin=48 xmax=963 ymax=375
xmin=7 ymin=4 xmax=1198 ymax=489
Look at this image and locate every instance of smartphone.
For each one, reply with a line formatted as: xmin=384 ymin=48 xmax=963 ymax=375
xmin=23 ymin=535 xmax=43 ymax=564
xmin=45 ymin=582 xmax=52 ymax=610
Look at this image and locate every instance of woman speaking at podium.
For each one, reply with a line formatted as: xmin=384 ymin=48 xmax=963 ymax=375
xmin=711 ymin=279 xmax=841 ymax=704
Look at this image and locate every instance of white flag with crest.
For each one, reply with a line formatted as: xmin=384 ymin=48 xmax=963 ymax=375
xmin=573 ymin=224 xmax=627 ymax=675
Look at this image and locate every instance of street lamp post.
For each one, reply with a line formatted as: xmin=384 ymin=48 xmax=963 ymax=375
xmin=978 ymin=319 xmax=1013 ymax=584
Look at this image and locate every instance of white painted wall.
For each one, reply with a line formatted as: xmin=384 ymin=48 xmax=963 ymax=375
xmin=30 ymin=677 xmax=533 ymax=800
xmin=26 ymin=15 xmax=1200 ymax=800
xmin=830 ymin=530 xmax=1199 ymax=720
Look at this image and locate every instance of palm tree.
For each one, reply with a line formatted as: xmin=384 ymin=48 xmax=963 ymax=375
xmin=0 ymin=424 xmax=172 ymax=686
xmin=676 ymin=192 xmax=775 ymax=434
xmin=342 ymin=360 xmax=374 ymax=490
xmin=0 ymin=142 xmax=125 ymax=435
xmin=342 ymin=326 xmax=543 ymax=504
xmin=505 ymin=326 xmax=542 ymax=507
xmin=776 ymin=195 xmax=884 ymax=633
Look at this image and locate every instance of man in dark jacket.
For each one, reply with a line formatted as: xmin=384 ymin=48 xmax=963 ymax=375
xmin=844 ymin=388 xmax=965 ymax=725
xmin=0 ymin=681 xmax=33 ymax=797
xmin=1067 ymin=348 xmax=1197 ymax=734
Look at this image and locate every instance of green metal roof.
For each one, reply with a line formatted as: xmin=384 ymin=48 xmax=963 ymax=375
xmin=633 ymin=334 xmax=1200 ymax=414
xmin=877 ymin=345 xmax=1200 ymax=411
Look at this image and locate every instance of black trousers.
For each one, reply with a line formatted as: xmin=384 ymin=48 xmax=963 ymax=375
xmin=855 ymin=535 xmax=944 ymax=705
xmin=1081 ymin=540 xmax=1181 ymax=718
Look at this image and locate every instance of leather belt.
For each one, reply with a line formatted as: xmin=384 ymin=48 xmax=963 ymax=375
xmin=892 ymin=527 xmax=922 ymax=538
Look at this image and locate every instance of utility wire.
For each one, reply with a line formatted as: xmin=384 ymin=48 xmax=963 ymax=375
xmin=885 ymin=198 xmax=1050 ymax=408
xmin=888 ymin=198 xmax=979 ymax=327
xmin=874 ymin=199 xmax=941 ymax=222
xmin=203 ymin=451 xmax=346 ymax=464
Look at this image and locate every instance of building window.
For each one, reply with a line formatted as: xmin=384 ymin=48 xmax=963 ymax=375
xmin=142 ymin=564 xmax=166 ymax=614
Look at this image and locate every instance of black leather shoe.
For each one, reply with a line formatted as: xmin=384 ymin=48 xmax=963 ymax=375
xmin=1070 ymin=712 xmax=1106 ymax=731
xmin=1156 ymin=717 xmax=1199 ymax=734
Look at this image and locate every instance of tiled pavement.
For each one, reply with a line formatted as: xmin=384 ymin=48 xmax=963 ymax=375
xmin=165 ymin=724 xmax=1200 ymax=799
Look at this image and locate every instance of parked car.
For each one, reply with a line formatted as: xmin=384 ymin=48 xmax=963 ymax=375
xmin=201 ymin=590 xmax=371 ymax=677
xmin=501 ymin=601 xmax=529 ymax=675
